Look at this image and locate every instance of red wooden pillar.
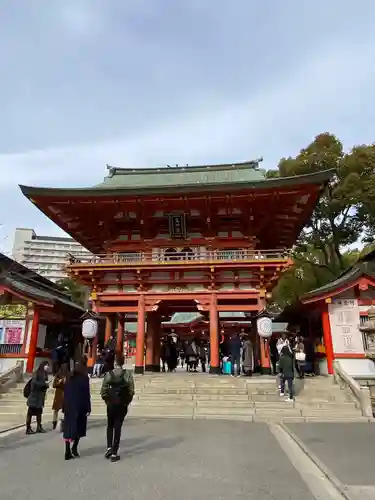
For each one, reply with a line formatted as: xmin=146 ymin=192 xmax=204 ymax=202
xmin=153 ymin=317 xmax=161 ymax=372
xmin=26 ymin=307 xmax=40 ymax=373
xmin=105 ymin=314 xmax=114 ymax=343
xmin=209 ymin=294 xmax=220 ymax=374
xmin=321 ymin=306 xmax=334 ymax=375
xmin=90 ymin=335 xmax=98 ymax=365
xmin=259 ymin=338 xmax=271 ymax=375
xmin=116 ymin=313 xmax=124 ymax=354
xmin=135 ymin=295 xmax=145 ymax=374
xmin=145 ymin=312 xmax=155 ymax=372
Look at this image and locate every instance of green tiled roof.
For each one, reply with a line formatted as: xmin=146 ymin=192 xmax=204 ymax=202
xmin=98 ymin=162 xmax=264 ymax=189
xmin=164 ymin=312 xmax=203 ymax=324
xmin=19 ymin=167 xmax=335 ymax=198
xmin=2 ymin=275 xmax=85 ymax=312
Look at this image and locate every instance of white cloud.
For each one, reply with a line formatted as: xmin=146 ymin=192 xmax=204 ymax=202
xmin=1 ymin=6 xmax=375 ymax=251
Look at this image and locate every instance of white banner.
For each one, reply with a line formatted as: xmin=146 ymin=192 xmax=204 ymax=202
xmin=328 ymin=299 xmax=364 ymax=354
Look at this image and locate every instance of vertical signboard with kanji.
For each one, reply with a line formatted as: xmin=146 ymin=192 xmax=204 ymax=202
xmin=328 ymin=298 xmax=365 ymax=354
xmin=168 ymin=214 xmax=187 ymax=239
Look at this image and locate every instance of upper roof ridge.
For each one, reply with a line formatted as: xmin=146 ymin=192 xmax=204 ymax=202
xmin=105 ymin=159 xmax=263 ymax=178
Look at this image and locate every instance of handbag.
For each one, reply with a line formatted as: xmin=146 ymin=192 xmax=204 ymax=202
xmin=295 ymin=352 xmax=306 ymax=362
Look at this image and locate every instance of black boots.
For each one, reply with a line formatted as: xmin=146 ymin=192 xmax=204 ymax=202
xmin=52 ymin=421 xmax=57 ymax=430
xmin=71 ymin=438 xmax=80 ymax=457
xmin=65 ymin=439 xmax=80 ymax=460
xmin=26 ymin=427 xmax=35 ymax=435
xmin=65 ymin=441 xmax=73 ymax=460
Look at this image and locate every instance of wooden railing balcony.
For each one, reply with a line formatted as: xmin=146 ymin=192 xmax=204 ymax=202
xmin=67 ymin=249 xmax=291 ymax=267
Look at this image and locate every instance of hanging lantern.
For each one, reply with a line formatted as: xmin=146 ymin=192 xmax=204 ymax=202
xmin=82 ymin=318 xmax=98 ymax=339
xmin=257 ymin=312 xmax=273 ymax=339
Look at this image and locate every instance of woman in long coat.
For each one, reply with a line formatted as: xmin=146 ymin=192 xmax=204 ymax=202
xmin=63 ymin=361 xmax=91 ymax=460
xmin=52 ymin=363 xmax=69 ymax=430
xmin=242 ymin=336 xmax=253 ymax=376
xmin=26 ymin=361 xmax=49 ymax=434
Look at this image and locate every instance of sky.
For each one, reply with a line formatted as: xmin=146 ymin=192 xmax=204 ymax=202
xmin=1 ymin=0 xmax=375 ymax=253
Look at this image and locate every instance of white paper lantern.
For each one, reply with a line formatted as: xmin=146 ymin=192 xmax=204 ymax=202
xmin=82 ymin=318 xmax=98 ymax=339
xmin=257 ymin=316 xmax=272 ymax=338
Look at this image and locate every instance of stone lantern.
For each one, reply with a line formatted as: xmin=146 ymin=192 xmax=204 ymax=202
xmin=359 ymin=306 xmax=375 ymax=359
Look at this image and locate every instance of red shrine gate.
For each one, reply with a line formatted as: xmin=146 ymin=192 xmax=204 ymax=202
xmin=20 ymin=161 xmax=333 ymax=373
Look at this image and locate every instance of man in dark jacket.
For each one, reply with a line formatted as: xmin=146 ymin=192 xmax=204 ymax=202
xmin=229 ymin=333 xmax=242 ymax=376
xmin=101 ymin=353 xmax=135 ymax=462
xmin=278 ymin=345 xmax=294 ymax=401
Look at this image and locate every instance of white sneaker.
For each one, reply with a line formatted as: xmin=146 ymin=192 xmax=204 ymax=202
xmin=279 ymin=392 xmax=285 ymax=396
xmin=286 ymin=398 xmax=294 ymax=402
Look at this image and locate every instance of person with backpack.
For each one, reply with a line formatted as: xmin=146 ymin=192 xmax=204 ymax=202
xmin=24 ymin=361 xmax=50 ymax=435
xmin=100 ymin=352 xmax=135 ymax=462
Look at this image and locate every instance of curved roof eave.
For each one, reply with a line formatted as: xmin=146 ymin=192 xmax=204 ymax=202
xmin=300 ymin=266 xmax=375 ymax=305
xmin=19 ymin=169 xmax=335 ymax=199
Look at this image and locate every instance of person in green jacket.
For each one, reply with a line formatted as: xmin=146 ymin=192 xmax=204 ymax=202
xmin=100 ymin=352 xmax=135 ymax=462
xmin=278 ymin=345 xmax=295 ymax=401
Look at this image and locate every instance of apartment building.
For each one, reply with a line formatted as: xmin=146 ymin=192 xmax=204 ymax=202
xmin=11 ymin=228 xmax=92 ymax=282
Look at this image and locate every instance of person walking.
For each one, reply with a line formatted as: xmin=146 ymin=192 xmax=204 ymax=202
xmin=294 ymin=336 xmax=306 ymax=379
xmin=278 ymin=345 xmax=295 ymax=401
xmin=229 ymin=332 xmax=241 ymax=376
xmin=242 ymin=335 xmax=253 ymax=376
xmin=63 ymin=361 xmax=91 ymax=460
xmin=160 ymin=339 xmax=167 ymax=372
xmin=198 ymin=340 xmax=207 ymax=373
xmin=93 ymin=348 xmax=104 ymax=378
xmin=25 ymin=361 xmax=49 ymax=435
xmin=101 ymin=353 xmax=135 ymax=462
xmin=52 ymin=363 xmax=69 ymax=430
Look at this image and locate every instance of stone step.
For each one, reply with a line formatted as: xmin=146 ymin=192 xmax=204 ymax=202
xmin=303 ymin=416 xmax=372 ymax=423
xmin=301 ymin=408 xmax=361 ymax=417
xmin=139 ymin=389 xmax=250 ymax=395
xmin=294 ymin=401 xmax=358 ymax=410
xmin=194 ymin=407 xmax=254 ymax=416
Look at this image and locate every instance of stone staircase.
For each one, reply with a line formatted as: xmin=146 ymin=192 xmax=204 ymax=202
xmin=0 ymin=373 xmax=372 ymax=430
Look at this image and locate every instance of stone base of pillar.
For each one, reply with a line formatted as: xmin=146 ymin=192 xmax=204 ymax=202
xmin=145 ymin=364 xmax=154 ymax=372
xmin=134 ymin=366 xmax=144 ymax=375
xmin=209 ymin=366 xmax=221 ymax=375
xmin=260 ymin=366 xmax=272 ymax=375
xmin=152 ymin=364 xmax=161 ymax=372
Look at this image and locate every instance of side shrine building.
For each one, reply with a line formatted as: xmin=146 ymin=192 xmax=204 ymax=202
xmin=20 ymin=161 xmax=333 ymax=374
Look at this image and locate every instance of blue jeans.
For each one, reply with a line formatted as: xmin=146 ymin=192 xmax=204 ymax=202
xmin=280 ymin=377 xmax=294 ymax=399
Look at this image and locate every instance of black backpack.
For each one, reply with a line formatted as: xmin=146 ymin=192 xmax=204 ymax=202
xmin=23 ymin=379 xmax=32 ymax=398
xmin=107 ymin=370 xmax=133 ymax=406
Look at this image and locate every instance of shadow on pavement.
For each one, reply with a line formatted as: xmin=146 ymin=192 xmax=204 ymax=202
xmin=83 ymin=435 xmax=184 ymax=458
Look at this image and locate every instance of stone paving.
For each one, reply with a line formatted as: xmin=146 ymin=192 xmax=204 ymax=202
xmin=286 ymin=423 xmax=375 ymax=500
xmin=0 ymin=420 xmax=315 ymax=500
xmin=2 ymin=419 xmax=375 ymax=499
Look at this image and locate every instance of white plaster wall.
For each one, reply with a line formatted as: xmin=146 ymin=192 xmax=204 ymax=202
xmin=318 ymin=358 xmax=329 ymax=376
xmin=37 ymin=324 xmax=47 ymax=349
xmin=4 ymin=357 xmax=52 ymax=374
xmin=338 ymin=358 xmax=375 ymax=377
xmin=237 ymin=283 xmax=256 ymax=290
xmin=0 ymin=357 xmax=24 ymax=374
xmin=25 ymin=316 xmax=33 ymax=354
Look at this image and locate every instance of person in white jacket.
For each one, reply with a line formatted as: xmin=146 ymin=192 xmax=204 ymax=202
xmin=276 ymin=334 xmax=290 ymax=355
